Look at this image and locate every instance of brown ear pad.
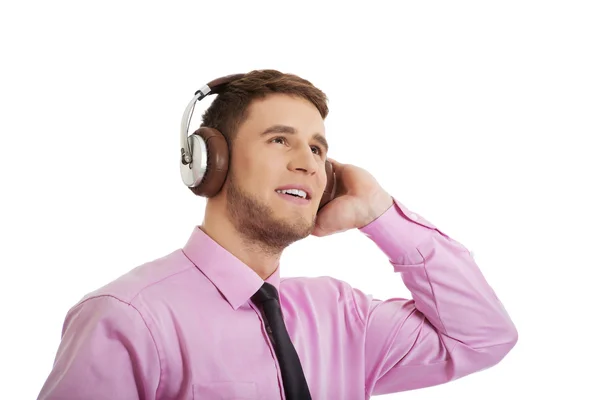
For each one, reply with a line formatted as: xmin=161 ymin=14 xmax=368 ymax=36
xmin=188 ymin=127 xmax=336 ymax=210
xmin=188 ymin=127 xmax=229 ymax=197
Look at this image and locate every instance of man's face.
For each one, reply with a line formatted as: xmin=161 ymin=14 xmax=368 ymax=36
xmin=223 ymin=93 xmax=329 ymax=252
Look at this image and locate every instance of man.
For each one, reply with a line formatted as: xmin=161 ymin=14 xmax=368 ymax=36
xmin=38 ymin=69 xmax=518 ymax=399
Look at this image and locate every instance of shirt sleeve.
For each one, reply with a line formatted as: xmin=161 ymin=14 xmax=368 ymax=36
xmin=354 ymin=197 xmax=518 ymax=397
xmin=37 ymin=295 xmax=161 ymax=400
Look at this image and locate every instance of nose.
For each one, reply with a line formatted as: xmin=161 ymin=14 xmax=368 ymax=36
xmin=288 ymin=146 xmax=319 ymax=175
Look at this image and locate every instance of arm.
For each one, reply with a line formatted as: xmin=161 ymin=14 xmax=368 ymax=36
xmin=37 ymin=295 xmax=161 ymax=400
xmin=354 ymin=197 xmax=518 ymax=397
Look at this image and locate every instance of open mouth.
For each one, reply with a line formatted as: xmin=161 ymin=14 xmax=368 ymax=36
xmin=275 ymin=189 xmax=311 ymax=204
xmin=275 ymin=188 xmax=311 ymax=200
xmin=276 ymin=189 xmax=309 ymax=200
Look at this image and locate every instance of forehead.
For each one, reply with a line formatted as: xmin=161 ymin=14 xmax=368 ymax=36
xmin=240 ymin=94 xmax=326 ymax=136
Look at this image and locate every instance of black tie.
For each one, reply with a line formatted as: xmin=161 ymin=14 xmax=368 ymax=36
xmin=251 ymin=282 xmax=312 ymax=400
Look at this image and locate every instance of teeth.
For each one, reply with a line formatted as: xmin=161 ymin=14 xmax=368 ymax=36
xmin=276 ymin=188 xmax=308 ymax=199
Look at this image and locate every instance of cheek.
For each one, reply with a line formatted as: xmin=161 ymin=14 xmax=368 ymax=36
xmin=249 ymin=159 xmax=278 ymax=191
xmin=232 ymin=152 xmax=264 ymax=179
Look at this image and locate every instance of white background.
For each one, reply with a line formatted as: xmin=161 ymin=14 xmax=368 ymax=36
xmin=1 ymin=1 xmax=598 ymax=398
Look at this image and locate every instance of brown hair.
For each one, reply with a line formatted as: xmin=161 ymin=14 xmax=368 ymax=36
xmin=200 ymin=69 xmax=328 ymax=146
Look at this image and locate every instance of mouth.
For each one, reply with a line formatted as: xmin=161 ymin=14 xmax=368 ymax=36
xmin=274 ymin=185 xmax=312 ymax=206
xmin=274 ymin=186 xmax=312 ymax=200
xmin=275 ymin=191 xmax=311 ymax=205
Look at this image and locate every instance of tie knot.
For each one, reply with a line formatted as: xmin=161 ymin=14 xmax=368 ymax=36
xmin=251 ymin=282 xmax=279 ymax=305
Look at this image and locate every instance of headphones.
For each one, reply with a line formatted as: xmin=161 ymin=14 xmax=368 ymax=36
xmin=179 ymin=73 xmax=337 ymax=210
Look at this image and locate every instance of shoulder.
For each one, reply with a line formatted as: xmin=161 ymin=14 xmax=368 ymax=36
xmin=280 ymin=275 xmax=372 ymax=322
xmin=281 ymin=275 xmax=352 ymax=294
xmin=72 ymin=249 xmax=196 ymax=310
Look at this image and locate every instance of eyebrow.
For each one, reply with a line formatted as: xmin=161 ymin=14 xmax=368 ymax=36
xmin=260 ymin=124 xmax=329 ymax=154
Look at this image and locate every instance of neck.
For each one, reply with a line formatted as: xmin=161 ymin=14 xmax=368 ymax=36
xmin=200 ymin=200 xmax=282 ymax=281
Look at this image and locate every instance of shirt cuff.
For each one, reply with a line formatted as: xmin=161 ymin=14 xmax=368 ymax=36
xmin=358 ymin=197 xmax=440 ymax=265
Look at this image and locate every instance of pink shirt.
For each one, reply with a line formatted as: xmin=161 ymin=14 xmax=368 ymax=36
xmin=37 ymin=197 xmax=518 ymax=399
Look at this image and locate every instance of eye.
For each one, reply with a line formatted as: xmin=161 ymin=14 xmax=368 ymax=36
xmin=271 ymin=136 xmax=287 ymax=145
xmin=271 ymin=137 xmax=324 ymax=156
xmin=311 ymin=145 xmax=323 ymax=155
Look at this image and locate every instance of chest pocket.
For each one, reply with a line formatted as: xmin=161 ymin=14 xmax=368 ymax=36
xmin=193 ymin=381 xmax=261 ymax=399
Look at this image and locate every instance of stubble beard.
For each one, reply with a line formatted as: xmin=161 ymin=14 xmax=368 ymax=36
xmin=225 ymin=172 xmax=316 ymax=256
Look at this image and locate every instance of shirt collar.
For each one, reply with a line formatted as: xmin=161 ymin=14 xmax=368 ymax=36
xmin=181 ymin=226 xmax=281 ymax=310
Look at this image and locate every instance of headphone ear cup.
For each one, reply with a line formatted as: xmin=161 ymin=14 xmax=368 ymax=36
xmin=318 ymin=160 xmax=337 ymax=210
xmin=188 ymin=127 xmax=229 ymax=198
